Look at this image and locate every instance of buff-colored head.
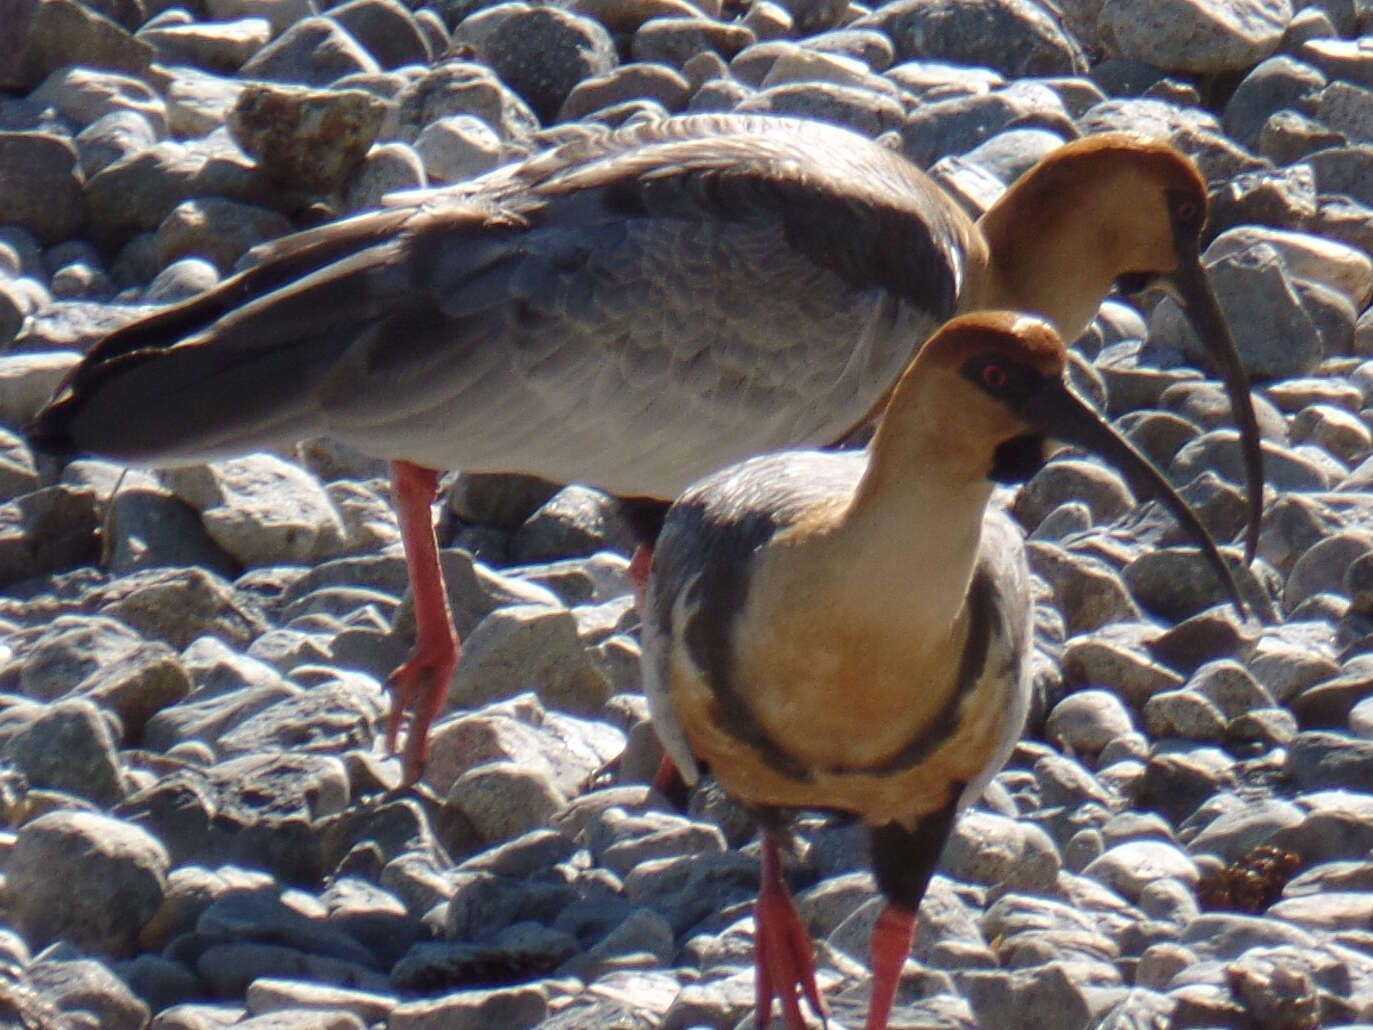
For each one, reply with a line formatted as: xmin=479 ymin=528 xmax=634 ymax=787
xmin=975 ymin=133 xmax=1262 ymax=561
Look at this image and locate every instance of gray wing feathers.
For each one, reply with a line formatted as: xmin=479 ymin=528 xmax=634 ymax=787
xmin=40 ymin=116 xmax=971 ymax=492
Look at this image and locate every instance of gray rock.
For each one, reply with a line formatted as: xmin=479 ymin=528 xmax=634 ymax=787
xmin=146 ymin=257 xmax=221 ymax=303
xmin=631 ymin=16 xmax=756 ymax=69
xmin=1 ymin=0 xmax=153 ymax=91
xmin=164 ymin=456 xmax=346 ymax=567
xmin=856 ymin=0 xmax=1086 ymax=77
xmin=962 ymin=963 xmax=1110 ymax=1030
xmin=120 ymin=953 xmax=201 ymax=1015
xmin=94 ymin=566 xmax=268 ymax=650
xmin=941 ymin=810 xmax=1060 ymax=891
xmin=622 ymin=850 xmax=758 ymax=935
xmin=1258 ymin=107 xmax=1344 ymax=164
xmin=1046 ymin=690 xmax=1135 ymax=758
xmin=29 ymin=952 xmax=150 ymax=1030
xmin=140 ymin=18 xmax=273 ymax=74
xmin=446 ymin=761 xmax=566 ymax=846
xmin=343 ymin=141 xmax=426 ymax=212
xmin=1286 ymin=730 xmax=1373 ymax=792
xmin=736 ymin=80 xmax=906 ymax=137
xmin=1027 ymin=542 xmax=1141 ymax=637
xmin=243 ymin=979 xmax=397 ymax=1025
xmin=897 ymin=89 xmax=1075 ymax=169
xmin=389 ymin=59 xmax=538 ymax=146
xmin=387 ymin=984 xmax=547 ymax=1030
xmin=0 ymin=132 xmax=85 ymax=245
xmin=1223 ymin=56 xmax=1326 ymax=150
xmin=229 ymin=83 xmax=386 ymax=192
xmin=1309 ymin=145 xmax=1373 ymax=209
xmin=455 ymin=3 xmax=617 ymax=123
xmin=1287 ymin=531 xmax=1373 ymax=611
xmin=1292 ymin=404 xmax=1372 ymax=464
xmin=1099 ymin=0 xmax=1290 ymax=74
xmin=331 ymin=0 xmax=432 ymax=70
xmin=451 ymin=604 xmax=612 ymax=715
xmin=560 ymin=63 xmax=692 ymax=120
xmin=1015 ymin=459 xmax=1133 ymax=534
xmin=1319 ymin=80 xmax=1373 ymax=145
xmin=1142 ymin=688 xmax=1227 ymax=741
xmin=153 ymin=197 xmax=292 ymax=275
xmin=85 ymin=138 xmax=272 ymax=246
xmin=196 ymin=940 xmax=389 ymax=999
xmin=415 ymin=115 xmax=503 ymax=184
xmin=239 ymin=17 xmax=381 ymax=86
xmin=4 ymin=810 xmax=168 ymax=957
xmin=161 ymin=65 xmax=248 ymax=138
xmin=31 ymin=66 xmax=167 ymax=137
xmin=0 ymin=486 xmax=100 ymax=587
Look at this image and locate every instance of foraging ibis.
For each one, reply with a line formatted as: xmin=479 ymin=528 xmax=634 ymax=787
xmin=27 ymin=115 xmax=1261 ymax=784
xmin=641 ymin=311 xmax=1245 ymax=1030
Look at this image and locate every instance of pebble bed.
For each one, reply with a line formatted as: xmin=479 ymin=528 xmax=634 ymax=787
xmin=3 ymin=0 xmax=1373 ymax=1027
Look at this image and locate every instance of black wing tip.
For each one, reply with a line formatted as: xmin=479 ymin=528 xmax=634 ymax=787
xmin=23 ymin=400 xmax=79 ymax=464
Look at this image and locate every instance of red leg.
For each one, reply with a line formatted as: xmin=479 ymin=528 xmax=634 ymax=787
xmin=634 ymin=543 xmax=692 ymax=805
xmin=755 ymin=830 xmax=827 ymax=1029
xmin=386 ymin=460 xmax=460 ymax=785
xmin=865 ymin=904 xmax=916 ymax=1030
xmin=629 ymin=542 xmax=652 ymax=613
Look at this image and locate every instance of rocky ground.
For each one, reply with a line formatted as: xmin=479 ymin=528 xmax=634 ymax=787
xmin=2 ymin=0 xmax=1373 ymax=1027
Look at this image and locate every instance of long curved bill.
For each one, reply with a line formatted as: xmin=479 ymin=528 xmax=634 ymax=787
xmin=1022 ymin=378 xmax=1249 ymax=620
xmin=1169 ymin=253 xmax=1264 ymax=565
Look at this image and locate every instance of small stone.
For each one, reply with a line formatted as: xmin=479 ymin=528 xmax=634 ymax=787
xmin=331 ymin=0 xmax=432 ymax=70
xmin=414 ymin=115 xmax=503 ymax=184
xmin=855 ymin=0 xmax=1086 ymax=78
xmin=139 ymin=18 xmax=273 ymax=73
xmin=1046 ymin=690 xmax=1135 ymax=758
xmin=454 ymin=3 xmax=618 ymax=123
xmin=0 ymin=132 xmax=85 ymax=245
xmin=163 ymin=456 xmax=346 ymax=567
xmin=446 ymin=762 xmax=566 ymax=846
xmin=343 ymin=141 xmax=426 ymax=213
xmin=239 ymin=16 xmax=381 ymax=86
xmin=451 ymin=604 xmax=612 ymax=716
xmin=1143 ymin=688 xmax=1228 ymax=741
xmin=4 ymin=811 xmax=168 ymax=957
xmin=29 ymin=953 xmax=150 ymax=1030
xmin=153 ymin=198 xmax=292 ymax=276
xmin=941 ymin=811 xmax=1060 ymax=891
xmin=229 ymin=83 xmax=387 ymax=191
xmin=1 ymin=0 xmax=153 ymax=91
xmin=387 ymin=984 xmax=547 ymax=1030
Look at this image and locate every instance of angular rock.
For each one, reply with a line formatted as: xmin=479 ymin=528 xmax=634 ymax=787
xmin=228 ymin=82 xmax=387 ymax=191
xmin=4 ymin=810 xmax=168 ymax=957
xmin=0 ymin=132 xmax=85 ymax=245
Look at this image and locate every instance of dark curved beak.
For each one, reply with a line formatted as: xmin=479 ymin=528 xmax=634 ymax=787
xmin=1019 ymin=378 xmax=1248 ymax=620
xmin=1167 ymin=252 xmax=1264 ymax=565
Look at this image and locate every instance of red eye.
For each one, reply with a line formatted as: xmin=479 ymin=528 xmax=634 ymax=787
xmin=981 ymin=363 xmax=1007 ymax=390
xmin=1173 ymin=198 xmax=1199 ymax=223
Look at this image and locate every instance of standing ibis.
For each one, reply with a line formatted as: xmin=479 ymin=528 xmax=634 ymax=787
xmin=642 ymin=310 xmax=1246 ymax=1030
xmin=27 ymin=115 xmax=1262 ymax=784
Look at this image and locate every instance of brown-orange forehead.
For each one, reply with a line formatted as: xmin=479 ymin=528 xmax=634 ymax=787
xmin=924 ymin=311 xmax=1067 ymax=377
xmin=1033 ymin=131 xmax=1207 ymax=199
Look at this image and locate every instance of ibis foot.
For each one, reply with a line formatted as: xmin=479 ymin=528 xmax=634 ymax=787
xmin=755 ymin=830 xmax=827 ymax=1029
xmin=865 ymin=905 xmax=916 ymax=1030
xmin=387 ymin=460 xmax=460 ymax=785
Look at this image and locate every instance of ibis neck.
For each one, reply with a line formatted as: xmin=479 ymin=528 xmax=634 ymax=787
xmin=837 ymin=409 xmax=995 ymax=631
xmin=970 ymin=202 xmax=1120 ymax=344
